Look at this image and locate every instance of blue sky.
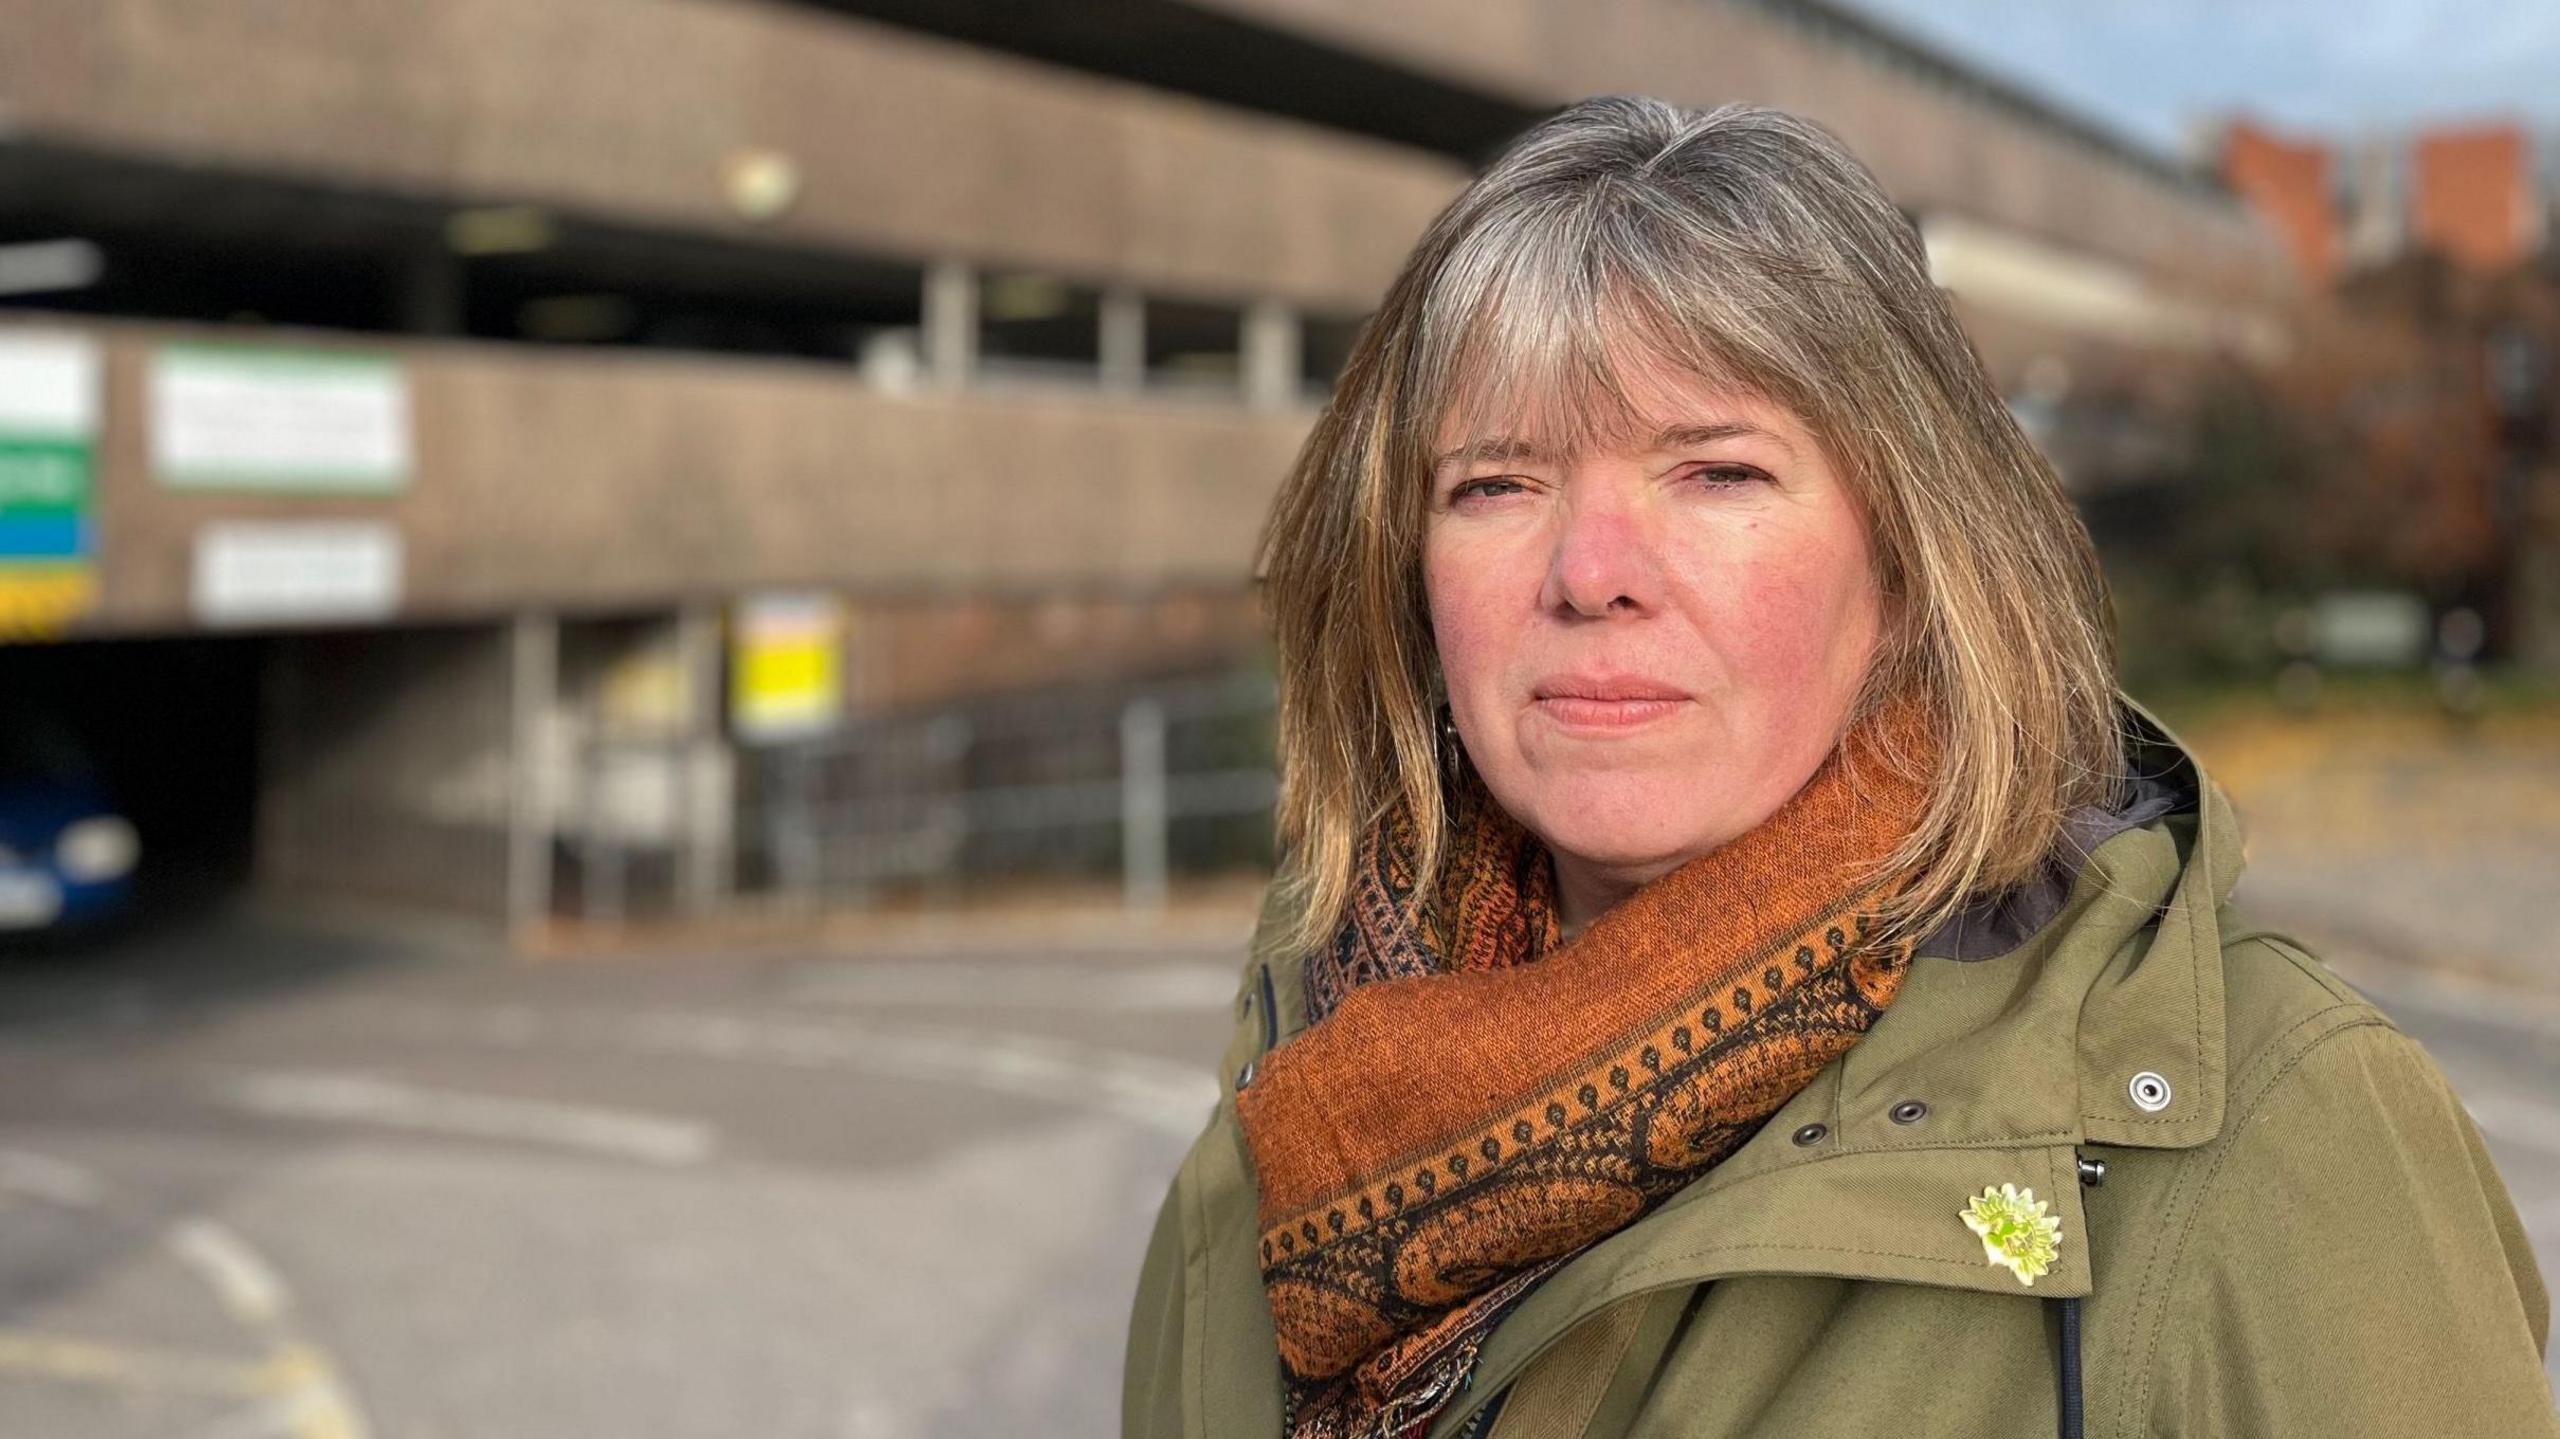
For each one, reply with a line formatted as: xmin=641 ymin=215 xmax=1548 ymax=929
xmin=1834 ymin=0 xmax=2560 ymax=158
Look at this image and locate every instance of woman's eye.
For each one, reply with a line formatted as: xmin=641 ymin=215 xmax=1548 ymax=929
xmin=1686 ymin=463 xmax=1769 ymax=489
xmin=1450 ymin=477 xmax=1527 ymax=502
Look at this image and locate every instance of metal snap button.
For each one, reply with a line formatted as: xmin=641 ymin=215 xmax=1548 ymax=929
xmin=1791 ymin=1122 xmax=1829 ymax=1146
xmin=1888 ymin=1099 xmax=1929 ymax=1125
xmin=2128 ymin=1070 xmax=2173 ymax=1113
xmin=1234 ymin=1058 xmax=1257 ymax=1092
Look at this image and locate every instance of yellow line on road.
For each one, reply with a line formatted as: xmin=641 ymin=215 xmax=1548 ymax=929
xmin=0 ymin=1332 xmax=368 ymax=1437
xmin=0 ymin=1328 xmax=269 ymax=1394
xmin=243 ymin=1343 xmax=369 ymax=1439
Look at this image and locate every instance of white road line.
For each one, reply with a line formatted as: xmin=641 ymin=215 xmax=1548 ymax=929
xmin=299 ymin=999 xmax=1224 ymax=1139
xmin=0 ymin=1151 xmax=375 ymax=1438
xmin=613 ymin=1011 xmax=1221 ymax=1138
xmin=220 ymin=1070 xmax=716 ymax=1167
xmin=0 ymin=1147 xmax=105 ymax=1208
xmin=168 ymin=1218 xmax=290 ymax=1326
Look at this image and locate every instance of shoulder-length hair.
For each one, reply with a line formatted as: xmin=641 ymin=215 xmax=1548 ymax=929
xmin=1256 ymin=97 xmax=2127 ymax=963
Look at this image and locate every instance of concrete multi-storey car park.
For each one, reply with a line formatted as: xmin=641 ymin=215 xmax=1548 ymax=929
xmin=0 ymin=0 xmax=2287 ymax=936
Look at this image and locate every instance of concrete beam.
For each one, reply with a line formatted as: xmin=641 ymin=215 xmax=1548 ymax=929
xmin=33 ymin=315 xmax=1312 ymax=637
xmin=0 ymin=0 xmax=1466 ymax=313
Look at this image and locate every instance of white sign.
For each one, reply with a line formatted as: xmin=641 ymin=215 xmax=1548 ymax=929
xmin=193 ymin=522 xmax=403 ymax=627
xmin=152 ymin=345 xmax=411 ymax=491
xmin=0 ymin=330 xmax=101 ymax=436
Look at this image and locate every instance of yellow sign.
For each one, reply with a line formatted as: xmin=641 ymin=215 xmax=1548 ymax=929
xmin=0 ymin=564 xmax=95 ymax=641
xmin=730 ymin=593 xmax=844 ymax=741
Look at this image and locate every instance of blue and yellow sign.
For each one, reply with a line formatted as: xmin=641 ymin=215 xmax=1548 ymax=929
xmin=0 ymin=332 xmax=100 ymax=639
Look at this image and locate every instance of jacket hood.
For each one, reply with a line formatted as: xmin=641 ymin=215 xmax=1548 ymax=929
xmin=1218 ymin=696 xmax=2249 ymax=1431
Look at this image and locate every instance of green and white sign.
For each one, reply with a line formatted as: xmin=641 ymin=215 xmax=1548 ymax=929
xmin=150 ymin=343 xmax=412 ymax=492
xmin=0 ymin=330 xmax=101 ymax=636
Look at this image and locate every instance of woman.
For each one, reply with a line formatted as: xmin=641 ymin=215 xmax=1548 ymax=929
xmin=1123 ymin=98 xmax=2557 ymax=1439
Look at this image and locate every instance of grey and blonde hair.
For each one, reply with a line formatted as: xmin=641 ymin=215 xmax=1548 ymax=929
xmin=1257 ymin=97 xmax=2127 ymax=961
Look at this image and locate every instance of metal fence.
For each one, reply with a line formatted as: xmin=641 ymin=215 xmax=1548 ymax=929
xmin=555 ymin=669 xmax=1278 ymax=924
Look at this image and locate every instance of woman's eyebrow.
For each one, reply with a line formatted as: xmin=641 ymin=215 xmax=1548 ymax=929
xmin=1432 ymin=422 xmax=1799 ymax=473
xmin=1429 ymin=437 xmax=1549 ymax=472
xmin=1649 ymin=421 xmax=1799 ymax=459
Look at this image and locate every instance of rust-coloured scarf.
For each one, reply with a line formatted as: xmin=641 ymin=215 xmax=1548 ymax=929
xmin=1235 ymin=695 xmax=1941 ymax=1439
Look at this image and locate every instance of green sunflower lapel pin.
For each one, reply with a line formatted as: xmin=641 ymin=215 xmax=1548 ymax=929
xmin=1960 ymin=1182 xmax=2063 ymax=1286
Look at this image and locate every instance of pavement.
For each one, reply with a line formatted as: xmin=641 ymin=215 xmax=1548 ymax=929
xmin=2201 ymin=703 xmax=2560 ymax=998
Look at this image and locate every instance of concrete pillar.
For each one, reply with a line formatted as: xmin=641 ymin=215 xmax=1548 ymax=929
xmin=923 ymin=259 xmax=977 ymax=389
xmin=1100 ymin=286 xmax=1146 ymax=393
xmin=506 ymin=611 xmax=559 ymax=941
xmin=1242 ymin=299 xmax=1301 ymax=412
xmin=676 ymin=602 xmax=733 ymax=913
xmin=1120 ymin=696 xmax=1168 ymax=914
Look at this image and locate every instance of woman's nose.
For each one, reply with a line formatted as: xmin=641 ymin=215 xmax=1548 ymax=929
xmin=1541 ymin=496 xmax=1659 ymax=618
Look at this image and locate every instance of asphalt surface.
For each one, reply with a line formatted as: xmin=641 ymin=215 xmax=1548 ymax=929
xmin=0 ymin=911 xmax=1229 ymax=1439
xmin=0 ymin=903 xmax=2552 ymax=1437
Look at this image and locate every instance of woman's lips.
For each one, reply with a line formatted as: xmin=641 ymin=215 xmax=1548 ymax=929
xmin=1531 ymin=695 xmax=1689 ymax=731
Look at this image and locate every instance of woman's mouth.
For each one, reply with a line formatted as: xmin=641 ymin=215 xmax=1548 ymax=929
xmin=1529 ymin=675 xmax=1692 ymax=732
xmin=1533 ymin=696 xmax=1687 ymax=730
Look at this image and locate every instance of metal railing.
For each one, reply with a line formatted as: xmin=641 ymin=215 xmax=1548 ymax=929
xmin=558 ymin=669 xmax=1279 ymax=924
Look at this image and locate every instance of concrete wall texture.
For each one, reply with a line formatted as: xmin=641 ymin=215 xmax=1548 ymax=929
xmin=42 ymin=316 xmax=1310 ymax=636
xmin=1 ymin=0 xmax=2290 ymax=639
xmin=0 ymin=0 xmax=1466 ymax=312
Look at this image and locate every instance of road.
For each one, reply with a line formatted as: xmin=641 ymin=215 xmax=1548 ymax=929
xmin=0 ymin=905 xmax=2552 ymax=1437
xmin=0 ymin=911 xmax=1228 ymax=1439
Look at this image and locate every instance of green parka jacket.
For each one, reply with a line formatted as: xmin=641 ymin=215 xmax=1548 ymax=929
xmin=1123 ymin=708 xmax=2560 ymax=1438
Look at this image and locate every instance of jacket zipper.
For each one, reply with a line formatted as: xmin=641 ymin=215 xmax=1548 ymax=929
xmin=2051 ymin=1297 xmax=2084 ymax=1439
xmin=2051 ymin=1149 xmax=2107 ymax=1439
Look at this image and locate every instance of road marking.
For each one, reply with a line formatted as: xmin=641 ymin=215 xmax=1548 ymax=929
xmin=0 ymin=1329 xmax=268 ymax=1394
xmin=238 ymin=1343 xmax=366 ymax=1439
xmin=169 ymin=1218 xmax=290 ymax=1326
xmin=246 ymin=999 xmax=1223 ymax=1138
xmin=612 ymin=1011 xmax=1220 ymax=1138
xmin=0 ymin=1335 xmax=366 ymax=1439
xmin=220 ymin=1069 xmax=716 ymax=1167
xmin=0 ymin=1153 xmax=374 ymax=1438
xmin=0 ymin=1148 xmax=104 ymax=1208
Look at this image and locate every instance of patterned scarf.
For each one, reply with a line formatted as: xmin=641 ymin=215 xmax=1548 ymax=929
xmin=1234 ymin=694 xmax=1941 ymax=1439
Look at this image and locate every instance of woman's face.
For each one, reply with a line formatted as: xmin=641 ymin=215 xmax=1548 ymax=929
xmin=1422 ymin=351 xmax=1885 ymax=920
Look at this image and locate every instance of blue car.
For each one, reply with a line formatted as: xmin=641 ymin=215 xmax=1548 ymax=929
xmin=0 ymin=725 xmax=140 ymax=936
